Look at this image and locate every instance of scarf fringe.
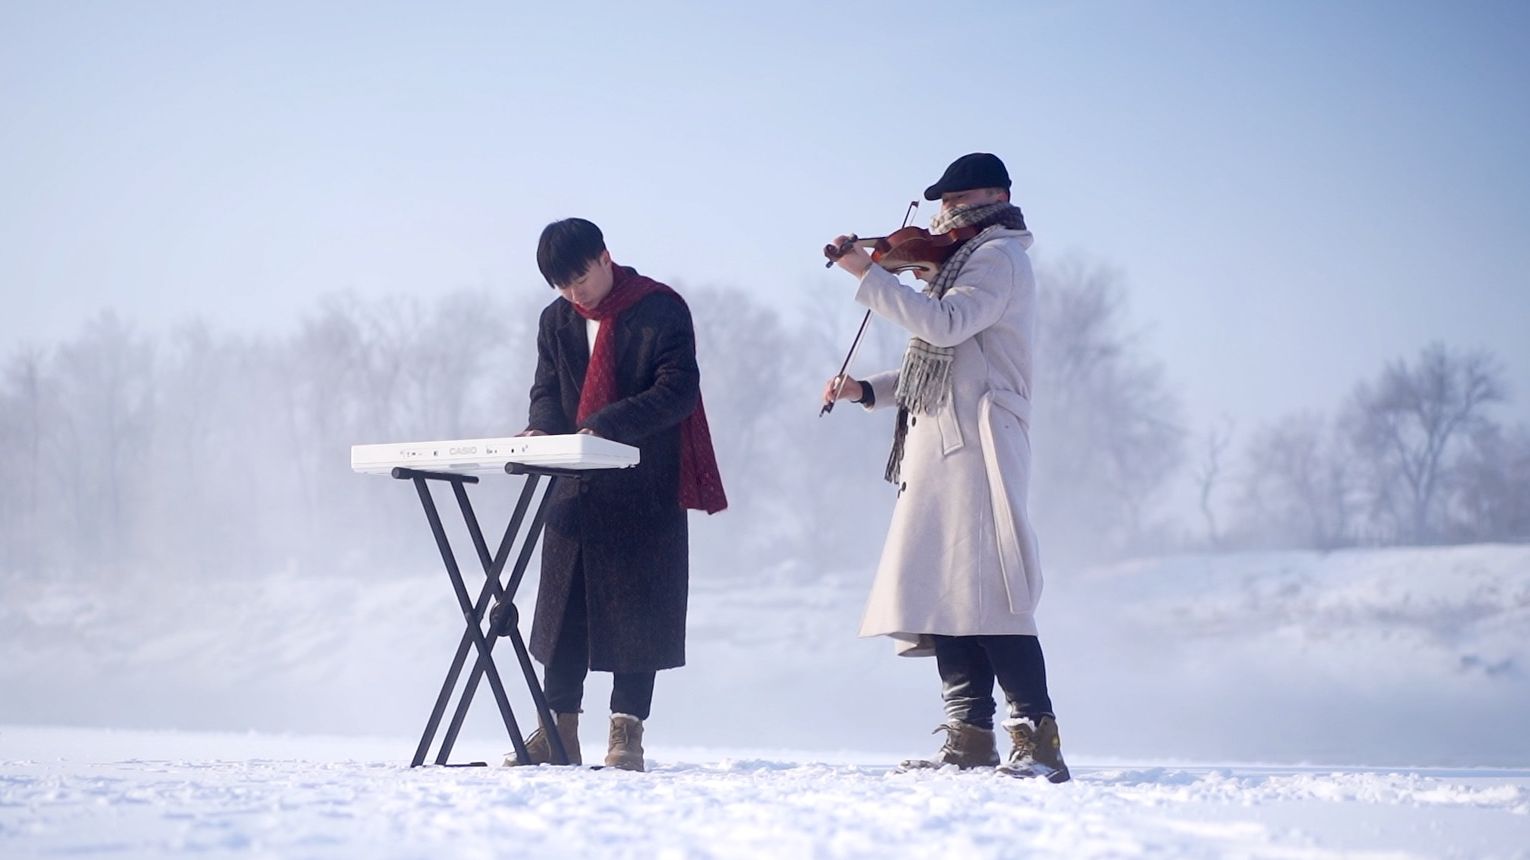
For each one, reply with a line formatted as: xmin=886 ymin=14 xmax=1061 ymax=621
xmin=884 ymin=407 xmax=910 ymax=485
xmin=893 ymin=347 xmax=954 ymax=414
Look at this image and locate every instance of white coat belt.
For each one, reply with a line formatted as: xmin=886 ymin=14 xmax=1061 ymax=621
xmin=978 ymin=389 xmax=1039 ymax=615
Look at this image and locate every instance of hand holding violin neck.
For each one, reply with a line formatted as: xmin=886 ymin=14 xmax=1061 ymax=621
xmin=823 ymin=200 xmax=920 ymax=269
xmin=824 ymin=234 xmax=876 ymax=267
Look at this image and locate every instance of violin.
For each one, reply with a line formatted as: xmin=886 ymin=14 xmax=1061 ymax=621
xmin=820 ymin=200 xmax=941 ymax=417
xmin=823 ymin=223 xmax=984 ymax=276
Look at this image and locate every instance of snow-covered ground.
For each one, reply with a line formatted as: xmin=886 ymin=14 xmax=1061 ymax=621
xmin=3 ymin=725 xmax=1528 ymax=859
xmin=4 ymin=544 xmax=1527 ymax=766
xmin=3 ymin=544 xmax=1529 ymax=856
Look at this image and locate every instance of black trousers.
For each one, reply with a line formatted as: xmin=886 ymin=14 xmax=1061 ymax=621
xmin=541 ymin=562 xmax=656 ymax=720
xmin=932 ymin=634 xmax=1054 ymax=729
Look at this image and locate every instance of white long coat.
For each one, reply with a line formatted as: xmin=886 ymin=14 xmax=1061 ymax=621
xmin=854 ymin=229 xmax=1044 ymax=657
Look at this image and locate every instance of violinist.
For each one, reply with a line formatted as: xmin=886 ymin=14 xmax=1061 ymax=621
xmin=822 ymin=153 xmax=1070 ymax=782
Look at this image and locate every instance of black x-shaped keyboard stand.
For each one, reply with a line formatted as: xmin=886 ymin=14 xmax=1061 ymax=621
xmin=391 ymin=463 xmax=588 ymax=767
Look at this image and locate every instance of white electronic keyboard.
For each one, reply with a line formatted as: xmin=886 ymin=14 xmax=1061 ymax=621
xmin=350 ymin=434 xmax=640 ymax=476
xmin=359 ymin=433 xmax=637 ymax=766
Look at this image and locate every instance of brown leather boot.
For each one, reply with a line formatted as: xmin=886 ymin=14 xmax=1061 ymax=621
xmin=502 ymin=712 xmax=581 ymax=766
xmin=604 ymin=713 xmax=645 ymax=772
xmin=998 ymin=715 xmax=1071 ymax=783
xmin=898 ymin=720 xmax=1001 ymax=771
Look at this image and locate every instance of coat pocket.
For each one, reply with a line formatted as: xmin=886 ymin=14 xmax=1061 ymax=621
xmin=938 ymin=401 xmax=965 ymax=455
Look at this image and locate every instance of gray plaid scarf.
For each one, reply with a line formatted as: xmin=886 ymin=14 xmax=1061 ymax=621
xmin=885 ymin=201 xmax=1028 ymax=484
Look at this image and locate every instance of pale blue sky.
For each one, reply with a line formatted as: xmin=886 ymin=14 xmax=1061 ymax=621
xmin=3 ymin=0 xmax=1528 ymax=435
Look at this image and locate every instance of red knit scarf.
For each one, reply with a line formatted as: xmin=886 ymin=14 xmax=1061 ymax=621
xmin=573 ymin=263 xmax=727 ymax=514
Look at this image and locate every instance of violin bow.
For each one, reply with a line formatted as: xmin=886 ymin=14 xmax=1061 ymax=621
xmin=821 ymin=200 xmax=919 ymax=417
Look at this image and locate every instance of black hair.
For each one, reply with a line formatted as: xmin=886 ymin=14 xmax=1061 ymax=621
xmin=536 ymin=218 xmax=607 ymax=288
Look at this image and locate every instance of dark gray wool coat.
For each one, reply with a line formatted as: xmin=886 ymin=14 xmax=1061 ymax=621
xmin=525 ymin=290 xmax=699 ymax=673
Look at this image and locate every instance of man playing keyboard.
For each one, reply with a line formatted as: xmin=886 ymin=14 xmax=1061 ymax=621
xmin=502 ymin=217 xmax=726 ymax=772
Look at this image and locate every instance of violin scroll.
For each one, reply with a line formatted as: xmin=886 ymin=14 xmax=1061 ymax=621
xmin=823 ymin=234 xmax=862 ymax=268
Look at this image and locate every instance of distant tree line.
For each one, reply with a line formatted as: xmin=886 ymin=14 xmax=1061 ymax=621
xmin=1 ymin=265 xmax=1520 ymax=585
xmin=0 ymin=262 xmax=1187 ymax=582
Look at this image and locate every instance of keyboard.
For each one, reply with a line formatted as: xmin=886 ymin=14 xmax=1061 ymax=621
xmin=351 ymin=434 xmax=640 ymax=475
